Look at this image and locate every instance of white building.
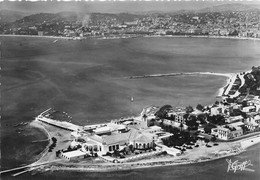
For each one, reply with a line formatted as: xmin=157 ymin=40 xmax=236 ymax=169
xmin=226 ymin=115 xmax=244 ymax=123
xmin=245 ymin=115 xmax=260 ymax=131
xmin=211 ymin=127 xmax=231 ymax=140
xmin=61 ymin=150 xmax=87 ymax=161
xmin=163 ymin=119 xmax=188 ymax=130
xmin=211 ymin=125 xmax=243 ymax=140
xmin=242 ymin=106 xmax=256 ymax=113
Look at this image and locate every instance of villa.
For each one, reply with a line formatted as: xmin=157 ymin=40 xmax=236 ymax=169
xmin=211 ymin=126 xmax=243 ymax=140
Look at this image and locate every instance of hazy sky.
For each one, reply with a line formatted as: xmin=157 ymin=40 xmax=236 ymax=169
xmin=1 ymin=0 xmax=260 ymax=14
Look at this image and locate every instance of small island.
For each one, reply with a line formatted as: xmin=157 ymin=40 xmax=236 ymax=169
xmin=2 ymin=66 xmax=260 ymax=176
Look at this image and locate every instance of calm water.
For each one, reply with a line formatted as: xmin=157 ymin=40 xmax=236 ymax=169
xmin=1 ymin=36 xmax=260 ymax=179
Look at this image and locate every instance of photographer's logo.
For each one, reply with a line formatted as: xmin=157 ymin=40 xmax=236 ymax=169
xmin=226 ymin=159 xmax=254 ymax=173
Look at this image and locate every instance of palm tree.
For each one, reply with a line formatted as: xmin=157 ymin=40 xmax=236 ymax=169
xmin=180 ymin=123 xmax=184 ymax=132
xmin=142 ymin=114 xmax=147 ymax=121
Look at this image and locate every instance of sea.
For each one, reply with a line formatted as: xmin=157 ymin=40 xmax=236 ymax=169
xmin=1 ymin=36 xmax=260 ymax=180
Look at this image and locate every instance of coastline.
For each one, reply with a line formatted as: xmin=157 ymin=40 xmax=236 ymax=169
xmin=43 ymin=133 xmax=260 ymax=173
xmin=126 ymin=71 xmax=234 ymax=98
xmin=2 ymin=34 xmax=259 ymax=176
xmin=1 ymin=34 xmax=260 ymax=41
xmin=28 ymin=116 xmax=260 ymax=173
xmin=217 ymin=73 xmax=236 ymax=97
xmin=144 ymin=35 xmax=260 ymax=41
xmin=29 ymin=120 xmax=52 ymax=166
xmin=13 ymin=67 xmax=257 ymax=174
xmin=29 ymin=66 xmax=258 ymax=174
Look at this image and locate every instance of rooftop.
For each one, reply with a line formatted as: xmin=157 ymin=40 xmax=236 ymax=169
xmin=103 ymin=132 xmax=130 ymax=145
xmin=62 ymin=150 xmax=86 ymax=158
xmin=228 ymin=121 xmax=245 ymax=127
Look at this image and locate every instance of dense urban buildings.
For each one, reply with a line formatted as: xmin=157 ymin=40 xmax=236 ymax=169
xmin=1 ymin=6 xmax=260 ymax=38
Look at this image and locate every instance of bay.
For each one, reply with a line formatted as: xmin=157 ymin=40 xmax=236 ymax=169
xmin=1 ymin=36 xmax=260 ymax=179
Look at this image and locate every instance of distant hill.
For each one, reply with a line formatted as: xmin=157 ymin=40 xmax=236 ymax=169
xmin=15 ymin=12 xmax=79 ymax=24
xmin=11 ymin=12 xmax=144 ymax=26
xmin=0 ymin=9 xmax=30 ymax=23
xmin=2 ymin=3 xmax=260 ymax=25
xmin=197 ymin=3 xmax=260 ymax=13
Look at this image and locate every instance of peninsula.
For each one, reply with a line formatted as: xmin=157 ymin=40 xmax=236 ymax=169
xmin=1 ymin=66 xmax=260 ymax=176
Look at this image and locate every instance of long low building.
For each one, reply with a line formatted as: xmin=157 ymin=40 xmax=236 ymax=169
xmin=36 ymin=115 xmax=82 ymax=131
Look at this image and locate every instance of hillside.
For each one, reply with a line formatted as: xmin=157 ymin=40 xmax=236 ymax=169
xmin=198 ymin=3 xmax=260 ymax=13
xmin=15 ymin=12 xmax=79 ymax=24
xmin=0 ymin=9 xmax=30 ymax=23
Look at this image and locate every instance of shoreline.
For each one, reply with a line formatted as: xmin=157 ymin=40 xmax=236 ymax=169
xmin=217 ymin=73 xmax=236 ymax=97
xmin=144 ymin=35 xmax=260 ymax=41
xmin=42 ymin=134 xmax=260 ymax=173
xmin=1 ymin=34 xmax=260 ymax=41
xmin=29 ymin=120 xmax=52 ymax=166
xmin=126 ymin=71 xmax=234 ymax=98
xmin=11 ymin=68 xmax=256 ymax=174
xmin=29 ymin=66 xmax=258 ymax=173
xmin=2 ymin=34 xmax=259 ymax=175
xmin=28 ymin=117 xmax=259 ymax=173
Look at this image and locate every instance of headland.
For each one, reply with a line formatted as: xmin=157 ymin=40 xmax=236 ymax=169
xmin=2 ymin=66 xmax=260 ymax=176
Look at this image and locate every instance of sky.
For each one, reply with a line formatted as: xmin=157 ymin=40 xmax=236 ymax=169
xmin=1 ymin=0 xmax=260 ymax=14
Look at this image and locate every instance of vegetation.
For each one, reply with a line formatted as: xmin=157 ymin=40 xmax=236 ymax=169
xmin=155 ymin=105 xmax=173 ymax=119
xmin=197 ymin=114 xmax=207 ymax=124
xmin=185 ymin=106 xmax=194 ymax=114
xmin=204 ymin=123 xmax=217 ymax=134
xmin=186 ymin=115 xmax=199 ymax=130
xmin=196 ymin=104 xmax=204 ymax=111
xmin=207 ymin=114 xmax=225 ymax=125
xmin=162 ymin=130 xmax=197 ymax=147
xmin=48 ymin=137 xmax=57 ymax=152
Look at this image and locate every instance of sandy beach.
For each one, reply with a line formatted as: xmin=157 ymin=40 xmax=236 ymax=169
xmin=29 ymin=120 xmax=74 ymax=165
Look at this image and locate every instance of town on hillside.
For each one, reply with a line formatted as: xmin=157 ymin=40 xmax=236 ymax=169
xmin=33 ymin=66 xmax=260 ymax=164
xmin=1 ymin=4 xmax=260 ymax=39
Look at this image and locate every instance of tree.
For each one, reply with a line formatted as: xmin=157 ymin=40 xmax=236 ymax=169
xmin=129 ymin=144 xmax=134 ymax=153
xmin=204 ymin=123 xmax=216 ymax=134
xmin=142 ymin=114 xmax=147 ymax=121
xmin=204 ymin=139 xmax=210 ymax=145
xmin=169 ymin=126 xmax=180 ymax=134
xmin=113 ymin=149 xmax=120 ymax=158
xmin=186 ymin=115 xmax=199 ymax=130
xmin=241 ymin=125 xmax=250 ymax=134
xmin=211 ymin=136 xmax=217 ymax=142
xmin=197 ymin=114 xmax=206 ymax=124
xmin=147 ymin=118 xmax=155 ymax=127
xmin=216 ymin=114 xmax=225 ymax=125
xmin=196 ymin=104 xmax=204 ymax=111
xmin=180 ymin=123 xmax=184 ymax=132
xmin=183 ymin=113 xmax=189 ymax=120
xmin=124 ymin=146 xmax=131 ymax=155
xmin=186 ymin=106 xmax=194 ymax=114
xmin=155 ymin=105 xmax=173 ymax=119
xmin=56 ymin=150 xmax=61 ymax=157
